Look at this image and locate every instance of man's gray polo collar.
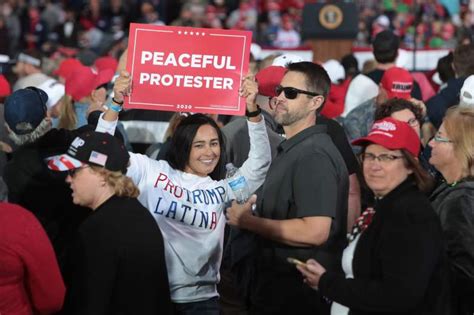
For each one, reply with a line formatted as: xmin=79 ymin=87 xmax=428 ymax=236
xmin=278 ymin=124 xmax=327 ymax=153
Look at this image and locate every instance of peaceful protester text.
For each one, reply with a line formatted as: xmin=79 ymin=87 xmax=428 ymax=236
xmin=139 ymin=51 xmax=236 ymax=90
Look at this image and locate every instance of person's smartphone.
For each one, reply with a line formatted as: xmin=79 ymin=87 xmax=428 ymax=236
xmin=286 ymin=257 xmax=306 ymax=267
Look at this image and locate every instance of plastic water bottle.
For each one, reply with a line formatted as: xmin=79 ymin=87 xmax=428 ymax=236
xmin=225 ymin=163 xmax=250 ymax=204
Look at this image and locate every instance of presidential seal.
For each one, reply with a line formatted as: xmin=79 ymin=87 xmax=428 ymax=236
xmin=319 ymin=4 xmax=343 ymax=30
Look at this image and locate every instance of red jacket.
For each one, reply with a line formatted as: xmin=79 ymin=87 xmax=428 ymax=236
xmin=0 ymin=203 xmax=65 ymax=315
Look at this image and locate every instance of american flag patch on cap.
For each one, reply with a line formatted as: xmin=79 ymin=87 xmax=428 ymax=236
xmin=89 ymin=151 xmax=108 ymax=166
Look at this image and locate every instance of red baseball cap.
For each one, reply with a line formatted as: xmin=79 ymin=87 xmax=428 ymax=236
xmin=94 ymin=56 xmax=118 ymax=73
xmin=255 ymin=66 xmax=286 ymax=97
xmin=380 ymin=67 xmax=413 ymax=100
xmin=56 ymin=47 xmax=78 ymax=58
xmin=0 ymin=74 xmax=11 ymax=97
xmin=65 ymin=65 xmax=114 ymax=101
xmin=54 ymin=58 xmax=82 ymax=79
xmin=352 ymin=117 xmax=420 ymax=157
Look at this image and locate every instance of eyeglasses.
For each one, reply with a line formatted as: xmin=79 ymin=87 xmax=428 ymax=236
xmin=68 ymin=165 xmax=89 ymax=177
xmin=361 ymin=153 xmax=404 ymax=163
xmin=407 ymin=118 xmax=419 ymax=127
xmin=275 ymin=85 xmax=320 ymax=100
xmin=433 ymin=131 xmax=453 ymax=143
xmin=433 ymin=135 xmax=453 ymax=143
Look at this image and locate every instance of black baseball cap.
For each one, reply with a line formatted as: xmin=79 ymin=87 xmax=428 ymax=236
xmin=5 ymin=87 xmax=48 ymax=135
xmin=47 ymin=131 xmax=129 ymax=174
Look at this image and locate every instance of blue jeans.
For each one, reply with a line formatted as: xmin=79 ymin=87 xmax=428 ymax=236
xmin=173 ymin=297 xmax=219 ymax=315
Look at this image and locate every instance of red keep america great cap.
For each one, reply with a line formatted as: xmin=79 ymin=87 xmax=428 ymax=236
xmin=53 ymin=58 xmax=82 ymax=79
xmin=352 ymin=117 xmax=420 ymax=157
xmin=65 ymin=65 xmax=114 ymax=101
xmin=255 ymin=66 xmax=286 ymax=97
xmin=94 ymin=56 xmax=118 ymax=73
xmin=0 ymin=74 xmax=11 ymax=97
xmin=380 ymin=67 xmax=413 ymax=100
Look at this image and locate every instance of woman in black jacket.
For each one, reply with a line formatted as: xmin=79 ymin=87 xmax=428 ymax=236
xmin=428 ymin=105 xmax=474 ymax=315
xmin=296 ymin=117 xmax=450 ymax=315
xmin=48 ymin=131 xmax=173 ymax=315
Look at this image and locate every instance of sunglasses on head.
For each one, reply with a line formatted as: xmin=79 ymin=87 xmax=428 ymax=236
xmin=275 ymin=85 xmax=320 ymax=100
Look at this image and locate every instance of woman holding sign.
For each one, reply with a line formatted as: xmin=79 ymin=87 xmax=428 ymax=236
xmin=97 ymin=70 xmax=271 ymax=314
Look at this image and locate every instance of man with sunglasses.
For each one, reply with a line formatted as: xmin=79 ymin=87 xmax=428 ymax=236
xmin=222 ymin=66 xmax=286 ymax=168
xmin=226 ymin=62 xmax=349 ymax=315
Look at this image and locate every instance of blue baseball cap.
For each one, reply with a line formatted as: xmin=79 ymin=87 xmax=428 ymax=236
xmin=4 ymin=87 xmax=48 ymax=135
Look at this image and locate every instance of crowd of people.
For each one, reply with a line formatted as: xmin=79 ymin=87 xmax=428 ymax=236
xmin=2 ymin=0 xmax=474 ymax=58
xmin=355 ymin=0 xmax=474 ymax=49
xmin=0 ymin=2 xmax=474 ymax=315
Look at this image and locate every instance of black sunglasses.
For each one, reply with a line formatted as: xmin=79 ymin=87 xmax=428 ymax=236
xmin=275 ymin=85 xmax=320 ymax=99
xmin=67 ymin=165 xmax=89 ymax=177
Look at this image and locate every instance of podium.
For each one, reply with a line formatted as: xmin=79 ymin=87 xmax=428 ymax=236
xmin=301 ymin=3 xmax=358 ymax=62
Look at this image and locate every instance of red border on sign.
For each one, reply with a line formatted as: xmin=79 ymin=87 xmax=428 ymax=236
xmin=125 ymin=24 xmax=252 ymax=115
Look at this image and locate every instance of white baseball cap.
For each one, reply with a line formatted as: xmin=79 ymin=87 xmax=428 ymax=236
xmin=322 ymin=59 xmax=345 ymax=84
xmin=375 ymin=15 xmax=390 ymax=28
xmin=272 ymin=53 xmax=304 ymax=67
xmin=460 ymin=75 xmax=474 ymax=106
xmin=38 ymin=79 xmax=65 ymax=109
xmin=250 ymin=43 xmax=262 ymax=61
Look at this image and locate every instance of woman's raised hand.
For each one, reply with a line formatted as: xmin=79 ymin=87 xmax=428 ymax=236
xmin=113 ymin=70 xmax=132 ymax=103
xmin=239 ymin=74 xmax=258 ymax=112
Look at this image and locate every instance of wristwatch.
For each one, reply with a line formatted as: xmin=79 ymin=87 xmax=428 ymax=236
xmin=112 ymin=97 xmax=124 ymax=105
xmin=246 ymin=105 xmax=261 ymax=117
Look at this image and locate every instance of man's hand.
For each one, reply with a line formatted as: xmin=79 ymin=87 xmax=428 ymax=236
xmin=226 ymin=194 xmax=257 ymax=227
xmin=0 ymin=141 xmax=12 ymax=153
xmin=239 ymin=74 xmax=258 ymax=112
xmin=409 ymin=98 xmax=427 ymax=118
xmin=113 ymin=70 xmax=132 ymax=103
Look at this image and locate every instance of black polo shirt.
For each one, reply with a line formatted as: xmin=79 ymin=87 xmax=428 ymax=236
xmin=317 ymin=115 xmax=359 ymax=176
xmin=257 ymin=124 xmax=349 ymax=272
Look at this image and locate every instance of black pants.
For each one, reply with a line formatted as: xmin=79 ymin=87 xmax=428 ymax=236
xmin=173 ymin=297 xmax=219 ymax=315
xmin=249 ymin=268 xmax=330 ymax=315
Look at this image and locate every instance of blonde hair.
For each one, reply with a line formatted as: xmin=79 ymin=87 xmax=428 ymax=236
xmin=443 ymin=106 xmax=474 ymax=178
xmin=90 ymin=166 xmax=140 ymax=198
xmin=58 ymin=95 xmax=77 ymax=130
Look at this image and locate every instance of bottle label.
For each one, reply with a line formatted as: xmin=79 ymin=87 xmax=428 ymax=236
xmin=228 ymin=176 xmax=247 ymax=191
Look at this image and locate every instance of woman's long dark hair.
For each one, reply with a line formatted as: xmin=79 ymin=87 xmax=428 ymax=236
xmin=400 ymin=150 xmax=434 ymax=193
xmin=165 ymin=114 xmax=226 ymax=180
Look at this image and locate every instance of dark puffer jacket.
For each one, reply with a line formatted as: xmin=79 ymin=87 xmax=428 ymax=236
xmin=430 ymin=179 xmax=474 ymax=315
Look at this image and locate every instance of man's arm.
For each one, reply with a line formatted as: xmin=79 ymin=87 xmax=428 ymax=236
xmin=239 ymin=211 xmax=332 ymax=246
xmin=235 ymin=207 xmax=331 ymax=247
xmin=347 ymin=173 xmax=361 ymax=230
xmin=228 ymin=150 xmax=342 ymax=247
